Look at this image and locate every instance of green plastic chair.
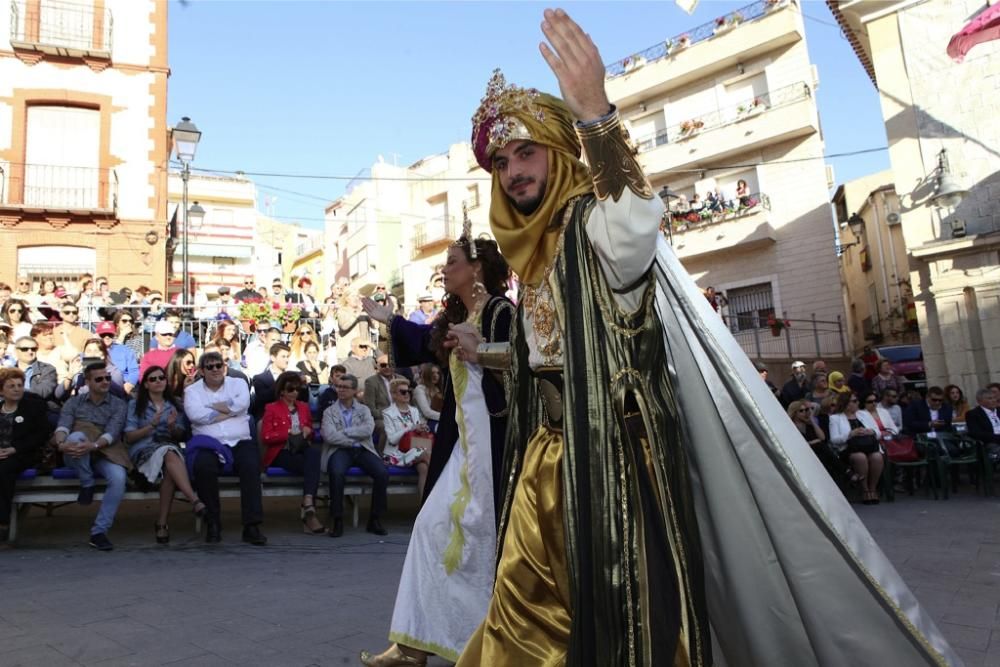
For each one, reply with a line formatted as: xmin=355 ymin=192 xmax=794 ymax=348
xmin=924 ymin=433 xmax=990 ymax=499
xmin=885 ymin=435 xmax=944 ymax=501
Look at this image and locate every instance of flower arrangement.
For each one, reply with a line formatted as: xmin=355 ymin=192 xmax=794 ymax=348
xmin=677 ymin=34 xmax=691 ymax=48
xmin=238 ymin=299 xmax=271 ymax=329
xmin=766 ymin=313 xmax=792 ymax=337
xmin=273 ymin=302 xmax=303 ymax=327
xmin=715 ymin=16 xmax=727 ymax=27
xmin=731 ymin=11 xmax=744 ymax=24
xmin=679 ymin=118 xmax=705 ymax=136
xmin=623 ymin=54 xmax=646 ymax=72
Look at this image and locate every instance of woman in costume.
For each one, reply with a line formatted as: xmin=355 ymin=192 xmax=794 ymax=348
xmin=358 ymin=234 xmax=514 ymax=666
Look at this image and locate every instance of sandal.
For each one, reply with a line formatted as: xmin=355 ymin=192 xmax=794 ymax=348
xmin=192 ymin=499 xmax=206 ymax=518
xmin=154 ymin=522 xmax=170 ymax=544
xmin=301 ymin=504 xmax=325 ymax=535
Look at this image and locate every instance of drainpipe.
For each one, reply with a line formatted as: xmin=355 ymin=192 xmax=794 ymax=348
xmin=869 ymin=192 xmax=892 ymax=335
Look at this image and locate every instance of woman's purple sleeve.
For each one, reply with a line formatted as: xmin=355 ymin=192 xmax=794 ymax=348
xmin=389 ymin=316 xmax=435 ymax=367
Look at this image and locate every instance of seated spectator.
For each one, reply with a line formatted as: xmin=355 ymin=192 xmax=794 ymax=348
xmin=31 ymin=322 xmax=69 ymax=386
xmin=316 ymin=364 xmax=347 ymax=418
xmin=828 ymin=392 xmax=885 ymax=504
xmin=945 ymin=384 xmax=970 ymax=423
xmin=382 ymin=378 xmax=432 ymax=498
xmin=862 ymin=391 xmax=898 ymax=437
xmin=870 ymin=359 xmax=903 ymax=398
xmin=244 ymin=327 xmax=281 ymax=378
xmin=827 ymin=371 xmax=850 ymax=395
xmin=816 ymin=395 xmax=838 ymax=445
xmin=780 ymin=360 xmax=809 ymax=407
xmin=53 ymin=301 xmax=90 ymax=359
xmin=847 ymin=359 xmax=870 ymax=398
xmin=342 ymin=337 xmax=377 ymax=395
xmin=140 ymin=320 xmax=180 ymax=377
xmin=812 ymin=359 xmax=829 ymax=376
xmin=0 ymin=323 xmax=11 ymax=367
xmin=165 ymin=348 xmax=197 ymax=408
xmin=364 ymin=354 xmax=405 ymax=451
xmin=736 ymin=178 xmax=753 ymax=208
xmin=97 ymin=321 xmax=139 ymax=394
xmin=787 ymin=399 xmax=838 ymax=477
xmin=860 ymin=346 xmax=880 ymax=380
xmin=408 ymin=294 xmax=437 ymax=325
xmin=903 ymin=386 xmax=952 ymax=437
xmin=289 ymin=321 xmax=319 ymax=366
xmin=148 ymin=310 xmax=197 ymax=350
xmin=124 ymin=366 xmax=205 ymax=544
xmin=879 ymin=388 xmax=903 ymax=433
xmin=54 ymin=362 xmax=130 ymax=550
xmin=202 ymin=341 xmax=249 ymax=388
xmin=966 ymin=388 xmax=1000 ymax=460
xmin=183 ymin=352 xmax=267 ymax=545
xmin=413 ymin=363 xmax=444 ymax=430
xmin=0 ymin=368 xmax=50 ymax=545
xmin=252 ymin=342 xmax=293 ymax=420
xmin=321 ymin=373 xmax=386 ymax=538
xmin=12 ymin=336 xmax=58 ymax=402
xmin=296 ymin=341 xmax=329 ymax=385
xmin=260 ymin=371 xmax=325 ymax=535
xmin=210 ymin=320 xmax=242 ymax=370
xmin=2 ymin=298 xmax=33 ymax=341
xmin=69 ymin=338 xmax=127 ymax=399
xmin=805 ymin=374 xmax=832 ymax=408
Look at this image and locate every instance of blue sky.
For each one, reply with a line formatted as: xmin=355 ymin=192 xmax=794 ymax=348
xmin=167 ymin=0 xmax=890 ymax=229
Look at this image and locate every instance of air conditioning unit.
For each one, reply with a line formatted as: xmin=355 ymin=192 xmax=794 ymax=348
xmin=886 ymin=211 xmax=901 ymax=225
xmin=825 ymin=165 xmax=835 ymax=189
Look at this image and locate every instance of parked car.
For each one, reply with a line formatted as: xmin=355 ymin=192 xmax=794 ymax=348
xmin=874 ymin=344 xmax=926 ymax=391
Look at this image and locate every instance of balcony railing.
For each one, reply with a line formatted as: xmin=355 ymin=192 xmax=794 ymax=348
xmin=0 ymin=163 xmax=117 ymax=212
xmin=666 ymin=192 xmax=770 ymax=232
xmin=633 ymin=82 xmax=811 ymax=153
xmin=10 ymin=0 xmax=113 ymax=56
xmin=412 ymin=216 xmax=457 ymax=257
xmin=720 ymin=311 xmax=847 ymax=360
xmin=605 ymin=0 xmax=789 ymax=78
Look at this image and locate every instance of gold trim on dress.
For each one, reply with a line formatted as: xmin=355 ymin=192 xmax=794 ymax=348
xmin=576 ymin=110 xmax=654 ymax=202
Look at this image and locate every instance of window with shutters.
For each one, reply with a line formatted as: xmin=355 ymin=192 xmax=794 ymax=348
xmin=24 ymin=105 xmax=101 ymax=208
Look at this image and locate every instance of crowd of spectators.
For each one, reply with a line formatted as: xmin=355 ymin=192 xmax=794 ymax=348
xmin=763 ymin=356 xmax=1000 ymax=505
xmin=0 ymin=273 xmax=450 ymax=550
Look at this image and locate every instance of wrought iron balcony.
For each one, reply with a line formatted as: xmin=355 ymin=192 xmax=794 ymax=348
xmin=411 ymin=216 xmax=457 ymax=258
xmin=605 ymin=0 xmax=788 ymax=78
xmin=666 ymin=191 xmax=771 ymax=233
xmin=0 ymin=162 xmax=118 ymax=213
xmin=9 ymin=0 xmax=113 ymax=58
xmin=632 ymin=82 xmax=811 ymax=153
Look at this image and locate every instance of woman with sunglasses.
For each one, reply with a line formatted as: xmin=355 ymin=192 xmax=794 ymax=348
xmin=829 ymin=392 xmax=886 ymax=504
xmin=112 ymin=310 xmax=145 ymax=362
xmin=383 ymin=378 xmax=433 ymax=498
xmin=260 ymin=371 xmax=325 ymax=534
xmin=296 ymin=341 xmax=329 ymax=385
xmin=165 ymin=349 xmax=197 ymax=408
xmin=786 ymin=399 xmax=841 ymax=478
xmin=1 ymin=299 xmax=32 ymax=340
xmin=289 ymin=322 xmax=318 ymax=366
xmin=124 ymin=366 xmax=205 ymax=543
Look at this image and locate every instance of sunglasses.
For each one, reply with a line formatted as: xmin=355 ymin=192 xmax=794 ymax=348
xmin=119 ymin=318 xmax=133 ymax=323
xmin=299 ymin=329 xmax=313 ymax=334
xmin=18 ymin=282 xmax=29 ymax=286
xmin=282 ymin=386 xmax=301 ymax=394
xmin=865 ymin=399 xmax=877 ymax=404
xmin=796 ymin=407 xmax=810 ymax=412
xmin=158 ymin=332 xmax=175 ymax=338
xmin=16 ymin=346 xmax=37 ymax=352
xmin=396 ymin=389 xmax=410 ymax=396
xmin=146 ymin=375 xmax=166 ymax=382
xmin=62 ymin=309 xmax=78 ymax=315
xmin=336 ymin=384 xmax=354 ymax=390
xmin=202 ymin=362 xmax=224 ymax=371
xmin=91 ymin=375 xmax=112 ymax=383
xmin=100 ymin=333 xmax=115 ymax=338
xmin=379 ymin=363 xmax=390 ymax=368
xmin=8 ymin=308 xmax=23 ymax=313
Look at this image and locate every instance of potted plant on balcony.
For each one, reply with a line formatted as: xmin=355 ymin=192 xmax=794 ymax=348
xmin=622 ymin=54 xmax=646 ymax=73
xmin=767 ymin=313 xmax=792 ymax=337
xmin=714 ymin=16 xmax=730 ymax=35
xmin=731 ymin=11 xmax=745 ymax=25
xmin=676 ymin=33 xmax=691 ymax=50
xmin=679 ymin=118 xmax=705 ymax=138
xmin=275 ymin=303 xmax=303 ymax=333
xmin=238 ymin=298 xmax=270 ymax=333
xmin=663 ymin=38 xmax=674 ymax=56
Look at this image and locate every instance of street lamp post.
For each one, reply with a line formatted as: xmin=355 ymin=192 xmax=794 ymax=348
xmin=658 ymin=184 xmax=679 ymax=244
xmin=171 ymin=117 xmax=201 ymax=305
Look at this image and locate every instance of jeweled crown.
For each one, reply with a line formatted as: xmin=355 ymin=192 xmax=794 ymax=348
xmin=471 ymin=69 xmax=546 ymax=170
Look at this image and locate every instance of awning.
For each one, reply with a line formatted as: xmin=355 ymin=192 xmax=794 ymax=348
xmin=187 ymin=242 xmax=253 ymax=259
xmin=948 ymin=3 xmax=1000 ymax=62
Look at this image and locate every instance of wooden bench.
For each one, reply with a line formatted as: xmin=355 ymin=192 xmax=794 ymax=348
xmin=10 ymin=465 xmax=419 ymax=541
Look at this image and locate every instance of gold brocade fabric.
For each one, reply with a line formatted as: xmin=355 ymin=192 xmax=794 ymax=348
xmin=456 ymin=426 xmax=570 ymax=666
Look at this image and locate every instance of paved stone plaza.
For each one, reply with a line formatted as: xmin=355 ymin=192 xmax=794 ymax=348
xmin=2 ymin=492 xmax=1000 ymax=666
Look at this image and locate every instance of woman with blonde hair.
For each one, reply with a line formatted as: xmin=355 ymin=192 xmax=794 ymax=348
xmin=412 ymin=363 xmax=444 ymax=431
xmin=289 ymin=321 xmax=319 ymax=366
xmin=382 ymin=377 xmax=433 ymax=498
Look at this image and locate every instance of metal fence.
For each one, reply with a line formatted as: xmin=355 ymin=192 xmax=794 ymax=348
xmin=10 ymin=0 xmax=113 ymax=54
xmin=0 ymin=162 xmax=118 ymax=212
xmin=720 ymin=311 xmax=847 ymax=360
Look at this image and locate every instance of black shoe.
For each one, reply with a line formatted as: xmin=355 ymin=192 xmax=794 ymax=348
xmin=77 ymin=485 xmax=95 ymax=506
xmin=329 ymin=518 xmax=344 ymax=538
xmin=205 ymin=520 xmax=221 ymax=544
xmin=242 ymin=524 xmax=268 ymax=546
xmin=366 ymin=518 xmax=388 ymax=536
xmin=89 ymin=532 xmax=113 ymax=551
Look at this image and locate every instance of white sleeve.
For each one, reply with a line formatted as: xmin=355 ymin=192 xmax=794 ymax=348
xmin=584 ymin=189 xmax=663 ymax=294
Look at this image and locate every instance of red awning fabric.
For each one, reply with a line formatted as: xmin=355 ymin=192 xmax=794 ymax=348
xmin=947 ymin=3 xmax=1000 ymax=62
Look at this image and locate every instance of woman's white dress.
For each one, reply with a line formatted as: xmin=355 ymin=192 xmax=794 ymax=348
xmin=386 ymin=354 xmax=495 ymax=661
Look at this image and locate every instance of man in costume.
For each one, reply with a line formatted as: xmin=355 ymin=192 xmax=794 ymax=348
xmin=450 ymin=8 xmax=959 ymax=666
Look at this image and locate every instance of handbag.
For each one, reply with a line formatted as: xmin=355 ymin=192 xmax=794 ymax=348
xmin=286 ymin=432 xmax=308 ymax=455
xmin=398 ymin=431 xmax=433 ymax=453
xmin=885 ymin=435 xmax=919 ymax=463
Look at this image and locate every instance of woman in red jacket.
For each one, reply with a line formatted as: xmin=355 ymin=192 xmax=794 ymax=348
xmin=260 ymin=371 xmax=325 ymax=534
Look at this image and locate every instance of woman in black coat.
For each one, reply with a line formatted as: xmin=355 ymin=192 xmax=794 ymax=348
xmin=0 ymin=367 xmax=52 ymax=543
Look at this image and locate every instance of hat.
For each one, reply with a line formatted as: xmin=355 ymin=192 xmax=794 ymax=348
xmin=95 ymin=321 xmax=117 ymax=336
xmin=272 ymin=277 xmax=283 ymax=285
xmin=418 ymin=293 xmax=434 ymax=302
xmin=154 ymin=320 xmax=176 ymax=335
xmin=791 ymin=360 xmax=806 ymax=369
xmin=218 ymin=286 xmax=230 ymax=295
xmin=54 ymin=287 xmax=67 ymax=298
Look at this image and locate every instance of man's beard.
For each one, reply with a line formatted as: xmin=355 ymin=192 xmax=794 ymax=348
xmin=509 ymin=178 xmax=547 ymax=215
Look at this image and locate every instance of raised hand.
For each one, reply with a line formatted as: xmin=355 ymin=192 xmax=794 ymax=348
xmin=361 ymin=297 xmax=393 ymax=324
xmin=539 ymin=8 xmax=611 ymax=122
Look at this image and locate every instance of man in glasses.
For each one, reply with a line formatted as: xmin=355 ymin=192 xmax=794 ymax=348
xmin=363 ymin=353 xmax=404 ymax=452
xmin=12 ymin=275 xmax=33 ymax=300
xmin=202 ymin=341 xmax=250 ymax=388
xmin=12 ymin=336 xmax=57 ymax=402
xmin=53 ymin=302 xmax=91 ymax=359
xmin=879 ymin=388 xmax=902 ymax=434
xmin=320 ymin=373 xmax=387 ymax=537
xmin=903 ymin=385 xmax=954 ymax=438
xmin=149 ymin=310 xmax=196 ymax=351
xmin=53 ymin=362 xmax=129 ymax=551
xmin=342 ymin=337 xmax=376 ymax=398
xmin=140 ymin=320 xmax=180 ymax=377
xmin=184 ymin=352 xmax=267 ymax=545
xmin=234 ymin=277 xmax=258 ymax=303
